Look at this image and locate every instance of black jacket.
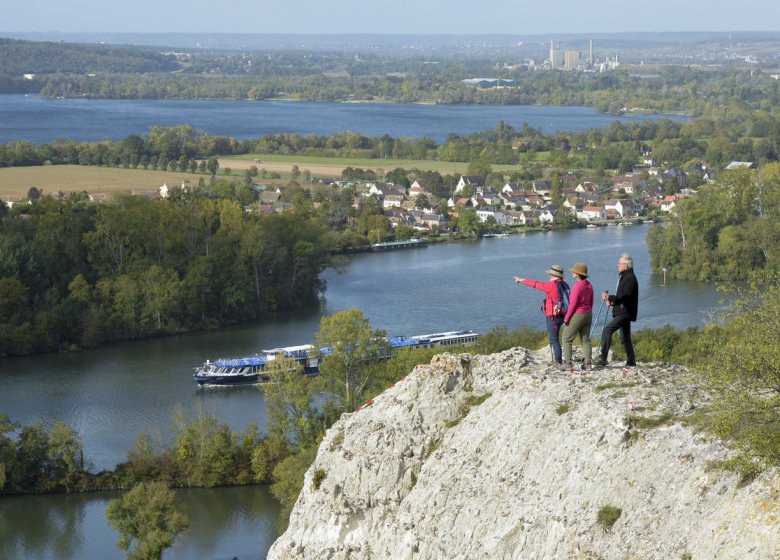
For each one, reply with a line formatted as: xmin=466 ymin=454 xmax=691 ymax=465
xmin=609 ymin=267 xmax=638 ymax=321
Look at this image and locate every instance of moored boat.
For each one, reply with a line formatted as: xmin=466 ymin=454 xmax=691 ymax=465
xmin=370 ymin=238 xmax=428 ymax=251
xmin=193 ymin=330 xmax=479 ymax=386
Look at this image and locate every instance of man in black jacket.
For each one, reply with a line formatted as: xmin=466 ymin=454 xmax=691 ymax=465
xmin=594 ymin=253 xmax=638 ymax=367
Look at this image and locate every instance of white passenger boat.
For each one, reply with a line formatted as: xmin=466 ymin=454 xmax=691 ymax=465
xmin=193 ymin=330 xmax=480 ymax=386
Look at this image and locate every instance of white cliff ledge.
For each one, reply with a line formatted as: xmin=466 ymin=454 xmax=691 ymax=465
xmin=268 ymin=347 xmax=780 ymax=560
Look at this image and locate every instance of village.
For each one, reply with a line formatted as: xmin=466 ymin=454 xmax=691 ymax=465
xmin=248 ymin=159 xmax=756 ymax=236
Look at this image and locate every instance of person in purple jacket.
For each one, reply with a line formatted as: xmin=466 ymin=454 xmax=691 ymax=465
xmin=560 ymin=262 xmax=594 ymax=371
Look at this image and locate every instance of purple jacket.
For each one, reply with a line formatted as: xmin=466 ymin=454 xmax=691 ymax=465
xmin=564 ymin=279 xmax=593 ymax=324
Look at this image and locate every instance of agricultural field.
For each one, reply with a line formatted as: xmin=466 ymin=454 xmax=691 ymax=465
xmin=0 ymin=165 xmax=204 ymax=201
xmin=221 ymin=154 xmax=486 ymax=177
xmin=0 ymin=155 xmax=530 ymax=202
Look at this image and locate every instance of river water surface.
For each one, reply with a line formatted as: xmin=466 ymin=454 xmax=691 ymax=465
xmin=0 ymin=224 xmax=723 ymax=559
xmin=0 ymin=94 xmax=688 ymax=145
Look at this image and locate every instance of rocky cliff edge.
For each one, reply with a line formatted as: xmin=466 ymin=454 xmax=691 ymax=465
xmin=268 ymin=347 xmax=780 ymax=560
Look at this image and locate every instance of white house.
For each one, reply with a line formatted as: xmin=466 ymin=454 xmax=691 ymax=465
xmin=454 ymin=176 xmax=484 ymax=194
xmin=368 ymin=183 xmax=405 ymax=198
xmin=382 ymin=194 xmax=405 ymax=209
xmin=538 ymin=209 xmax=556 ymax=224
xmin=578 ymin=205 xmax=606 ymax=221
xmin=575 ymin=181 xmax=598 ymax=193
xmin=408 ymin=182 xmax=432 ymax=201
xmin=612 ymin=181 xmax=635 ymax=195
xmin=476 ymin=206 xmax=508 ymax=225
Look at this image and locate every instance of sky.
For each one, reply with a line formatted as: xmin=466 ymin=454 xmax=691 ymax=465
xmin=3 ymin=0 xmax=780 ymax=36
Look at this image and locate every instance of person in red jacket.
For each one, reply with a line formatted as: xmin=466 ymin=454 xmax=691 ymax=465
xmin=514 ymin=264 xmax=569 ymax=365
xmin=560 ymin=262 xmax=594 ymax=371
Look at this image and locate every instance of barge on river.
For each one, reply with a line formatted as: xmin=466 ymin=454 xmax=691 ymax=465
xmin=193 ymin=330 xmax=480 ymax=386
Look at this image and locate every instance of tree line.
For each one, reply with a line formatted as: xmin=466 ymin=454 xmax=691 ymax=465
xmin=0 ymin=37 xmax=178 ymax=75
xmin=647 ymin=164 xmax=780 ymax=281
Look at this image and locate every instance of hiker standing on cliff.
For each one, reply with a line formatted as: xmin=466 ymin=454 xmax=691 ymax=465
xmin=560 ymin=262 xmax=594 ymax=371
xmin=514 ymin=264 xmax=570 ymax=366
xmin=594 ymin=253 xmax=639 ymax=368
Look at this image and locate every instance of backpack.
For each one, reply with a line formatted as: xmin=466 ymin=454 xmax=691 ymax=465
xmin=551 ymin=280 xmax=570 ymax=316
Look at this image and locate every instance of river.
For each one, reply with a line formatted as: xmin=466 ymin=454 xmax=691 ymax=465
xmin=0 ymin=224 xmax=723 ymax=559
xmin=0 ymin=94 xmax=688 ymax=145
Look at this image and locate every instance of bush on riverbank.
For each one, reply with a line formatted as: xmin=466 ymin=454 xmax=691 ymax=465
xmin=0 ymin=407 xmax=288 ymax=495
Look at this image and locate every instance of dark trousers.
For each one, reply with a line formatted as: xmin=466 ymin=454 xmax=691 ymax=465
xmin=599 ymin=315 xmax=635 ymax=365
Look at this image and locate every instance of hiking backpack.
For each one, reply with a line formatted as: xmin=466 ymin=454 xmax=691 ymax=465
xmin=551 ymin=281 xmax=570 ymax=316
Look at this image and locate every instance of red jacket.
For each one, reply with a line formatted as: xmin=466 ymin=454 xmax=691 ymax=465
xmin=523 ymin=278 xmax=566 ymax=317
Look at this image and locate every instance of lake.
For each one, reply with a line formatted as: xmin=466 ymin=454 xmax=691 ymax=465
xmin=0 ymin=224 xmax=723 ymax=559
xmin=0 ymin=94 xmax=688 ymax=145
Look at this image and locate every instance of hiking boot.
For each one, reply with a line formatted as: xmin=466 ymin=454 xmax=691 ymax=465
xmin=593 ymin=356 xmax=608 ymax=367
xmin=557 ymin=362 xmax=573 ymax=371
xmin=581 ymin=363 xmax=591 ymax=372
xmin=625 ymin=361 xmax=636 ymax=367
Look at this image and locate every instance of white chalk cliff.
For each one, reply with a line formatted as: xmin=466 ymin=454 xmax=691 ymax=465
xmin=268 ymin=347 xmax=780 ymax=559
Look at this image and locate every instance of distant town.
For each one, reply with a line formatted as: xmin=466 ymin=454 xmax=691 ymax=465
xmin=244 ymin=159 xmax=751 ymax=235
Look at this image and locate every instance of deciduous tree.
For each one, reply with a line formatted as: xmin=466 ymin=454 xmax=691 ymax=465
xmin=315 ymin=309 xmax=389 ymax=412
xmin=106 ymin=481 xmax=188 ymax=560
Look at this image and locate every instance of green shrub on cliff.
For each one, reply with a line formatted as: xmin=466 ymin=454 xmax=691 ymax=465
xmin=695 ymin=273 xmax=780 ymax=478
xmin=596 ymin=504 xmax=622 ymax=531
xmin=629 ymin=325 xmax=700 ymax=363
xmin=473 ymin=326 xmax=547 ymax=355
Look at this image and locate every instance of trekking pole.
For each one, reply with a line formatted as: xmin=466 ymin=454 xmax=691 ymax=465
xmin=590 ymin=298 xmax=605 ymax=338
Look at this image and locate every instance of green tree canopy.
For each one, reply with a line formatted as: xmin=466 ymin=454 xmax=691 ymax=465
xmin=696 ymin=274 xmax=780 ymax=477
xmin=315 ymin=309 xmax=389 ymax=412
xmin=106 ymin=481 xmax=188 ymax=560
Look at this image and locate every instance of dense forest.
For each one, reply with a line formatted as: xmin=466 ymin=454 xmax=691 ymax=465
xmin=0 ymin=189 xmax=330 ymax=356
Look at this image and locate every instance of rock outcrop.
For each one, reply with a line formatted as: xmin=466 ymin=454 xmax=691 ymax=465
xmin=268 ymin=347 xmax=780 ymax=559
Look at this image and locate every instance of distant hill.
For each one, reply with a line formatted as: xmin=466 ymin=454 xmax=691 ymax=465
xmin=3 ymin=31 xmax=780 ymax=61
xmin=0 ymin=37 xmax=180 ymax=75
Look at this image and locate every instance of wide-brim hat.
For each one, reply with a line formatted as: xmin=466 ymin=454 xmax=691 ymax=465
xmin=570 ymin=263 xmax=588 ymax=278
xmin=545 ymin=264 xmax=564 ymax=278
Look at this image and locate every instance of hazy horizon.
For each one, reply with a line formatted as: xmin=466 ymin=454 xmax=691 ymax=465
xmin=4 ymin=0 xmax=780 ymax=36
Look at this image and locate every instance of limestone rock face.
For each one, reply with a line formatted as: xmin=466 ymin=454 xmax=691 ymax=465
xmin=268 ymin=348 xmax=780 ymax=560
